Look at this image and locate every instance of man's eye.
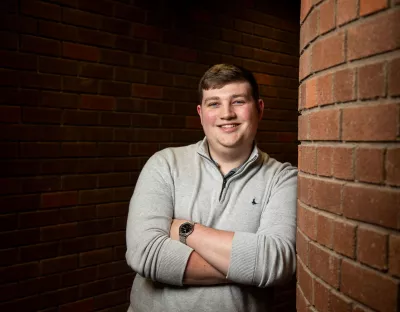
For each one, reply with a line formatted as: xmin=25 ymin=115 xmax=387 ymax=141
xmin=233 ymin=100 xmax=245 ymax=105
xmin=208 ymin=102 xmax=219 ymax=107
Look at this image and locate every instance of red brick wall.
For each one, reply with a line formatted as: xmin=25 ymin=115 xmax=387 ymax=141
xmin=297 ymin=1 xmax=400 ymax=312
xmin=0 ymin=0 xmax=299 ymax=311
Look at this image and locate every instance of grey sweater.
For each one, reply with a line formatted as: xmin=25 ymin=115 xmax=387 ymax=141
xmin=126 ymin=138 xmax=297 ymax=312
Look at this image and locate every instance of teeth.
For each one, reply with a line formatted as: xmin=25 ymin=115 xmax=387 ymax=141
xmin=221 ymin=124 xmax=237 ymax=128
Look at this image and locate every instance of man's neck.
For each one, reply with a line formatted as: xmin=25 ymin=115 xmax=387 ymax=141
xmin=208 ymin=143 xmax=254 ymax=176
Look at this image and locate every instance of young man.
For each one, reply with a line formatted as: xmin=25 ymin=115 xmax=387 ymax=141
xmin=126 ymin=64 xmax=297 ymax=312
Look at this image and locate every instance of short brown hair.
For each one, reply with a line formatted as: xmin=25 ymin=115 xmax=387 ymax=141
xmin=198 ymin=64 xmax=259 ymax=103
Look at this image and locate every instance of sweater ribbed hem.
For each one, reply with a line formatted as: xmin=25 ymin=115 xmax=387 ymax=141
xmin=156 ymin=240 xmax=193 ymax=286
xmin=227 ymin=232 xmax=258 ymax=285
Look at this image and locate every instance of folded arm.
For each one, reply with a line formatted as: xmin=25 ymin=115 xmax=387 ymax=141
xmin=171 ymin=166 xmax=298 ymax=288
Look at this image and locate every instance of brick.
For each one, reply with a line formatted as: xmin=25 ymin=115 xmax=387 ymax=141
xmin=115 ymin=67 xmax=145 ymax=83
xmin=313 ymin=179 xmax=342 ymax=214
xmin=41 ymin=223 xmax=78 ymax=241
xmin=59 ymin=298 xmax=94 ymax=312
xmin=360 ymin=0 xmax=387 ymax=16
xmin=78 ymin=0 xmax=113 ymax=16
xmin=299 ymin=145 xmax=316 ymax=174
xmin=77 ymin=28 xmax=115 ymax=48
xmin=332 ymin=147 xmax=353 ymax=180
xmin=357 ymin=226 xmax=388 ymax=270
xmin=0 ymin=213 xmax=17 ymax=231
xmin=389 ymin=235 xmax=400 ymax=277
xmin=115 ymin=36 xmax=144 ymax=53
xmin=41 ymin=191 xmax=78 ymax=208
xmin=80 ymin=279 xmax=113 ymax=298
xmin=358 ymin=62 xmax=385 ymax=100
xmin=100 ymin=81 xmax=131 ymax=97
xmin=100 ymin=49 xmax=130 ymax=66
xmin=304 ymin=78 xmax=317 ymax=108
xmin=0 ymin=50 xmax=37 ymax=71
xmin=80 ymin=63 xmax=113 ymax=79
xmin=98 ymin=260 xmax=130 ymax=279
xmin=316 ymin=146 xmax=332 ymax=177
xmin=343 ymin=184 xmax=399 ymax=229
xmin=304 ymin=9 xmax=319 ymax=47
xmin=22 ymin=176 xmax=61 ymax=193
xmin=20 ymin=242 xmax=59 ymax=261
xmin=312 ymin=32 xmax=345 ymax=72
xmin=314 ymin=279 xmax=330 ymax=312
xmin=309 ymin=242 xmax=340 ymax=288
xmin=132 ymin=23 xmax=162 ymax=41
xmin=316 ymin=73 xmax=334 ymax=106
xmin=42 ymin=92 xmax=79 ymax=109
xmin=62 ymin=42 xmax=99 ymax=61
xmin=114 ymin=3 xmax=145 ymax=22
xmin=94 ymin=289 xmax=126 ymax=310
xmin=330 ymin=290 xmax=352 ymax=312
xmin=62 ymin=7 xmax=101 ymax=29
xmin=81 ymin=95 xmax=115 ymax=111
xmin=388 ymin=57 xmax=400 ymax=96
xmin=79 ymin=248 xmax=113 ymax=267
xmin=0 ymin=262 xmax=40 ymax=283
xmin=19 ymin=210 xmax=59 ymax=228
xmin=0 ymin=106 xmax=20 ymax=123
xmin=98 ymin=172 xmax=131 ymax=188
xmin=309 ymin=109 xmax=340 ymax=140
xmin=0 ymin=248 xmax=18 ymax=266
xmin=297 ymin=260 xmax=313 ymax=304
xmin=96 ymin=231 xmax=125 ymax=248
xmin=333 ymin=69 xmax=356 ymax=102
xmin=132 ymin=84 xmax=163 ymax=99
xmin=319 ymin=0 xmax=335 ymax=34
xmin=20 ymin=142 xmax=61 ymax=158
xmin=59 ymin=206 xmax=96 ymax=223
xmin=41 ymin=255 xmax=78 ymax=275
xmin=234 ymin=45 xmax=254 ymax=58
xmin=21 ymin=35 xmax=60 ymax=56
xmin=20 ymin=72 xmax=61 ymax=90
xmin=342 ymin=104 xmax=398 ymax=141
xmin=61 ymin=143 xmax=97 ymax=157
xmin=39 ymin=56 xmax=78 ymax=75
xmin=348 ymin=10 xmax=400 ymax=60
xmin=38 ymin=20 xmax=78 ymax=42
xmin=61 ymin=267 xmax=97 ymax=287
xmin=63 ymin=110 xmax=98 ymax=125
xmin=21 ymin=0 xmax=61 ymax=21
xmin=297 ymin=285 xmax=310 ymax=312
xmin=386 ymin=148 xmax=400 ymax=186
xmin=98 ymin=143 xmax=129 ymax=157
xmin=300 ymin=0 xmax=313 ymax=22
xmin=297 ymin=201 xmax=317 ymax=240
xmin=337 ymin=0 xmax=358 ymax=26
xmin=316 ymin=213 xmax=334 ymax=248
xmin=297 ymin=229 xmax=310 ymax=265
xmin=341 ymin=260 xmax=398 ymax=311
xmin=235 ymin=19 xmax=253 ymax=33
xmin=0 ymin=31 xmax=18 ymax=50
xmin=22 ymin=107 xmax=62 ymax=124
xmin=40 ymin=286 xmax=78 ymax=309
xmin=63 ymin=77 xmax=98 ymax=94
xmin=355 ymin=147 xmax=384 ymax=183
xmin=101 ymin=17 xmax=130 ymax=36
xmin=60 ymin=236 xmax=96 ymax=255
xmin=79 ymin=189 xmax=113 ymax=205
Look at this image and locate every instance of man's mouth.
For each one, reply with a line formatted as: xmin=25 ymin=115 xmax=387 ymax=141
xmin=219 ymin=124 xmax=239 ymax=128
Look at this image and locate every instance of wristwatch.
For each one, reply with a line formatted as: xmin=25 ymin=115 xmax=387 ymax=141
xmin=179 ymin=221 xmax=195 ymax=244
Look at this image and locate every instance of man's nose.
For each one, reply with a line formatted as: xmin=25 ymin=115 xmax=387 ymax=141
xmin=220 ymin=103 xmax=236 ymax=119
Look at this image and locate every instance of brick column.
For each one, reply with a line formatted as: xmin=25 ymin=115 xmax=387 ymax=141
xmin=297 ymin=1 xmax=400 ymax=312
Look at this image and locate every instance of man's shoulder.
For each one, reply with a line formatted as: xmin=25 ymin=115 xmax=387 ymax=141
xmin=257 ymin=149 xmax=298 ymax=179
xmin=147 ymin=141 xmax=201 ymax=166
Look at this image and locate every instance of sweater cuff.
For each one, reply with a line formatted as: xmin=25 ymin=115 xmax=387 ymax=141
xmin=227 ymin=232 xmax=258 ymax=285
xmin=156 ymin=239 xmax=194 ymax=286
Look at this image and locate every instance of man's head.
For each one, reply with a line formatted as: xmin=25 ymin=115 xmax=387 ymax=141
xmin=198 ymin=64 xmax=260 ymax=105
xmin=197 ymin=64 xmax=264 ymax=157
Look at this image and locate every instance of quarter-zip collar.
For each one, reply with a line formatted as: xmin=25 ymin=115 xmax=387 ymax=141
xmin=197 ymin=137 xmax=260 ymax=172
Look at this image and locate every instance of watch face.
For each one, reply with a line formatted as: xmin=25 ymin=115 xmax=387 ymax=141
xmin=180 ymin=223 xmax=193 ymax=234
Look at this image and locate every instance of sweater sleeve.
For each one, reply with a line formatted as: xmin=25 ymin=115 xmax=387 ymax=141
xmin=227 ymin=165 xmax=297 ymax=287
xmin=125 ymin=152 xmax=193 ymax=286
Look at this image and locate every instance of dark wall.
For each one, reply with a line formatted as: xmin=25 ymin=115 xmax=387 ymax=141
xmin=0 ymin=0 xmax=299 ymax=311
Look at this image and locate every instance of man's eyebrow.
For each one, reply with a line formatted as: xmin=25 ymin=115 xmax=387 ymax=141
xmin=231 ymin=94 xmax=248 ymax=99
xmin=204 ymin=96 xmax=220 ymax=102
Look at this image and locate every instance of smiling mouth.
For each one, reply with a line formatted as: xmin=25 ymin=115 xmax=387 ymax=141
xmin=219 ymin=124 xmax=239 ymax=128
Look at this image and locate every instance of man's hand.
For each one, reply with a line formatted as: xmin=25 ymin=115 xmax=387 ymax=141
xmin=169 ymin=219 xmax=187 ymax=241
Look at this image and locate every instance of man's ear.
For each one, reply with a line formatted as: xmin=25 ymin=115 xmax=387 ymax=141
xmin=257 ymin=99 xmax=264 ymax=121
xmin=197 ymin=105 xmax=203 ymax=124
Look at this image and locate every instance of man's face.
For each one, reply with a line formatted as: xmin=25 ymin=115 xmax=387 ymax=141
xmin=197 ymin=82 xmax=264 ymax=154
